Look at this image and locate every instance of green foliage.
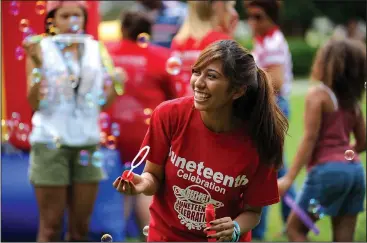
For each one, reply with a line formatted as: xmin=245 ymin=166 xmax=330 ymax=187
xmin=237 ymin=38 xmax=317 ymax=78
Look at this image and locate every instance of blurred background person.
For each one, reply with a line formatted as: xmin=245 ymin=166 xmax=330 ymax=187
xmin=244 ymin=0 xmax=297 ymax=240
xmin=171 ymin=0 xmax=239 ymax=97
xmin=278 ymin=39 xmax=366 ymax=242
xmin=105 ymin=10 xmax=179 ymax=240
xmin=332 ymin=18 xmax=366 ymax=43
xmin=23 ymin=1 xmax=119 ymax=241
xmin=130 ymin=0 xmax=187 ymax=48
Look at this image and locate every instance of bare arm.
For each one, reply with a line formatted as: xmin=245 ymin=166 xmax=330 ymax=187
xmin=140 ymin=160 xmax=165 ymax=196
xmin=263 ymin=64 xmax=284 ymax=93
xmin=285 ymin=87 xmax=323 ymax=182
xmin=352 ymin=106 xmax=366 ymax=153
xmin=235 ymin=205 xmax=262 ymax=233
xmin=26 ymin=56 xmax=42 ymax=110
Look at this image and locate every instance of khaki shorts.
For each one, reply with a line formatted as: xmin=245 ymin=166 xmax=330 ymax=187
xmin=29 ymin=143 xmax=106 ymax=186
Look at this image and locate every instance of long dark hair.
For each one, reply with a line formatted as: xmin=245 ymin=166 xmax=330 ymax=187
xmin=44 ymin=7 xmax=88 ymax=35
xmin=311 ymin=39 xmax=366 ymax=110
xmin=193 ymin=40 xmax=288 ymax=169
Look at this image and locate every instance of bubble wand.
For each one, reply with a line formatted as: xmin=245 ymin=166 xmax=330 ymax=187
xmin=283 ymin=194 xmax=320 ymax=235
xmin=121 ymin=146 xmax=150 ymax=182
xmin=205 ymin=204 xmax=216 ymax=242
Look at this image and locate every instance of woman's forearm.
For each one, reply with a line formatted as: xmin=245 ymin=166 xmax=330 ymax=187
xmin=27 ymin=81 xmax=41 ymax=110
xmin=235 ymin=209 xmax=262 ymax=235
xmin=141 ymin=172 xmax=161 ymax=196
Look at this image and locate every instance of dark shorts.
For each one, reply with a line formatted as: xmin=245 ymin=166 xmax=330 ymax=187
xmin=296 ymin=162 xmax=366 ymax=217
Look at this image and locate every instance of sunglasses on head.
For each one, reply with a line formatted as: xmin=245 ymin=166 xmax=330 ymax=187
xmin=248 ymin=13 xmax=264 ymax=21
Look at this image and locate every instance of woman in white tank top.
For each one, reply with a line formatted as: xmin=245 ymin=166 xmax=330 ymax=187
xmin=22 ymin=1 xmax=122 ymax=241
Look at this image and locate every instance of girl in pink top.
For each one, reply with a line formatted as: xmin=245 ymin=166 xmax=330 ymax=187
xmin=278 ymin=39 xmax=366 ymax=242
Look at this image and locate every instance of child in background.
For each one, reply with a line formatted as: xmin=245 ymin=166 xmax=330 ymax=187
xmin=278 ymin=39 xmax=366 ymax=242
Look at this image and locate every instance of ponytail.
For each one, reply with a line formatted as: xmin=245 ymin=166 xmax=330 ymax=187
xmin=240 ymin=68 xmax=288 ymax=169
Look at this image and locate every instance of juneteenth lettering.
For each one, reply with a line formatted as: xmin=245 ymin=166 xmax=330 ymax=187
xmin=169 ymin=147 xmax=249 ymax=195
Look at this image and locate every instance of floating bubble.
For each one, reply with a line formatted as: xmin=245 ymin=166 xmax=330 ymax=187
xmin=1 ymin=120 xmax=9 ymax=141
xmin=124 ymin=162 xmax=132 ymax=171
xmin=136 ymin=33 xmax=150 ymax=48
xmin=32 ymin=68 xmax=42 ymax=84
xmin=106 ymin=135 xmax=116 ymax=150
xmin=15 ymin=46 xmax=25 ymax=61
xmin=11 ymin=112 xmax=21 ymax=127
xmin=142 ymin=225 xmax=149 ymax=236
xmin=99 ymin=112 xmax=110 ymax=129
xmin=143 ymin=108 xmax=153 ymax=116
xmin=166 ymin=56 xmax=182 ymax=76
xmin=9 ymin=1 xmax=20 ymax=16
xmin=79 ymin=150 xmax=90 ymax=166
xmin=111 ymin=122 xmax=120 ymax=137
xmin=145 ymin=118 xmax=150 ymax=125
xmin=39 ymin=99 xmax=48 ymax=110
xmin=92 ymin=150 xmax=104 ymax=167
xmin=308 ymin=198 xmax=325 ymax=219
xmin=85 ymin=92 xmax=94 ymax=107
xmin=69 ymin=16 xmax=81 ymax=33
xmin=16 ymin=123 xmax=30 ymax=142
xmin=101 ymin=233 xmax=113 ymax=242
xmin=19 ymin=19 xmax=30 ymax=33
xmin=98 ymin=91 xmax=107 ymax=106
xmin=35 ymin=1 xmax=46 ymax=15
xmin=344 ymin=150 xmax=355 ymax=161
xmin=22 ymin=28 xmax=35 ymax=42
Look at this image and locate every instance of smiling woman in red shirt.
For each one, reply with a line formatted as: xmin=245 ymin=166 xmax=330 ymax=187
xmin=113 ymin=40 xmax=288 ymax=242
xmin=170 ymin=1 xmax=239 ymax=97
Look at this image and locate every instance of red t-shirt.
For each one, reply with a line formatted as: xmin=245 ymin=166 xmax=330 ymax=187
xmin=105 ymin=40 xmax=178 ymax=163
xmin=140 ymin=97 xmax=280 ymax=242
xmin=170 ymin=31 xmax=231 ymax=97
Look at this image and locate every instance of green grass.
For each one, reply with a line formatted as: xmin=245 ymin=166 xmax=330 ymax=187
xmin=265 ymin=90 xmax=367 ymax=242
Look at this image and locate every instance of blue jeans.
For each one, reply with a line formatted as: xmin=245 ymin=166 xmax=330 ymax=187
xmin=297 ymin=162 xmax=365 ymax=216
xmin=252 ymin=96 xmax=296 ymax=240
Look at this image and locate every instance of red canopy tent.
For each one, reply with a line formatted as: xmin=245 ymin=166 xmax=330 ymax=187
xmin=1 ymin=1 xmax=100 ymax=150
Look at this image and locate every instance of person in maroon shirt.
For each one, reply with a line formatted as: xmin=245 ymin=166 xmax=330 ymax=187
xmin=278 ymin=39 xmax=366 ymax=242
xmin=105 ymin=11 xmax=178 ymax=238
xmin=113 ymin=40 xmax=288 ymax=242
xmin=170 ymin=1 xmax=238 ymax=97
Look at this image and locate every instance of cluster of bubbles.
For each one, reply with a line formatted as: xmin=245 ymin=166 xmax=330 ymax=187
xmin=344 ymin=149 xmax=355 ymax=161
xmin=1 ymin=112 xmax=31 ymax=143
xmin=308 ymin=198 xmax=325 ymax=219
xmin=101 ymin=233 xmax=113 ymax=242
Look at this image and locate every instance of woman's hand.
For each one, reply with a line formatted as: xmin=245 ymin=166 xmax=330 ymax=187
xmin=22 ymin=40 xmax=42 ymax=67
xmin=277 ymin=176 xmax=293 ymax=197
xmin=112 ymin=174 xmax=147 ymax=195
xmin=204 ymin=217 xmax=235 ymax=242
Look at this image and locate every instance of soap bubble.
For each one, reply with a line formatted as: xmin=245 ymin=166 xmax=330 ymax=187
xmin=142 ymin=225 xmax=149 ymax=236
xmin=137 ymin=33 xmax=150 ymax=48
xmin=79 ymin=150 xmax=90 ymax=166
xmin=15 ymin=46 xmax=25 ymax=61
xmin=106 ymin=135 xmax=116 ymax=150
xmin=11 ymin=112 xmax=21 ymax=127
xmin=99 ymin=112 xmax=110 ymax=129
xmin=19 ymin=19 xmax=30 ymax=33
xmin=344 ymin=150 xmax=355 ymax=161
xmin=35 ymin=1 xmax=46 ymax=15
xmin=47 ymin=136 xmax=61 ymax=150
xmin=92 ymin=150 xmax=104 ymax=167
xmin=85 ymin=92 xmax=95 ymax=107
xmin=166 ymin=56 xmax=182 ymax=75
xmin=101 ymin=233 xmax=113 ymax=242
xmin=69 ymin=16 xmax=81 ymax=33
xmin=98 ymin=91 xmax=107 ymax=106
xmin=111 ymin=122 xmax=120 ymax=137
xmin=32 ymin=68 xmax=42 ymax=84
xmin=9 ymin=1 xmax=20 ymax=16
xmin=143 ymin=108 xmax=153 ymax=116
xmin=124 ymin=162 xmax=132 ymax=171
xmin=308 ymin=198 xmax=325 ymax=219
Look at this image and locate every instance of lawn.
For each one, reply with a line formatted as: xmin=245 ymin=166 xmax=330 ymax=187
xmin=265 ymin=81 xmax=367 ymax=242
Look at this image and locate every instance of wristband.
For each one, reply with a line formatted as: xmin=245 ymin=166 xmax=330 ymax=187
xmin=231 ymin=221 xmax=241 ymax=242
